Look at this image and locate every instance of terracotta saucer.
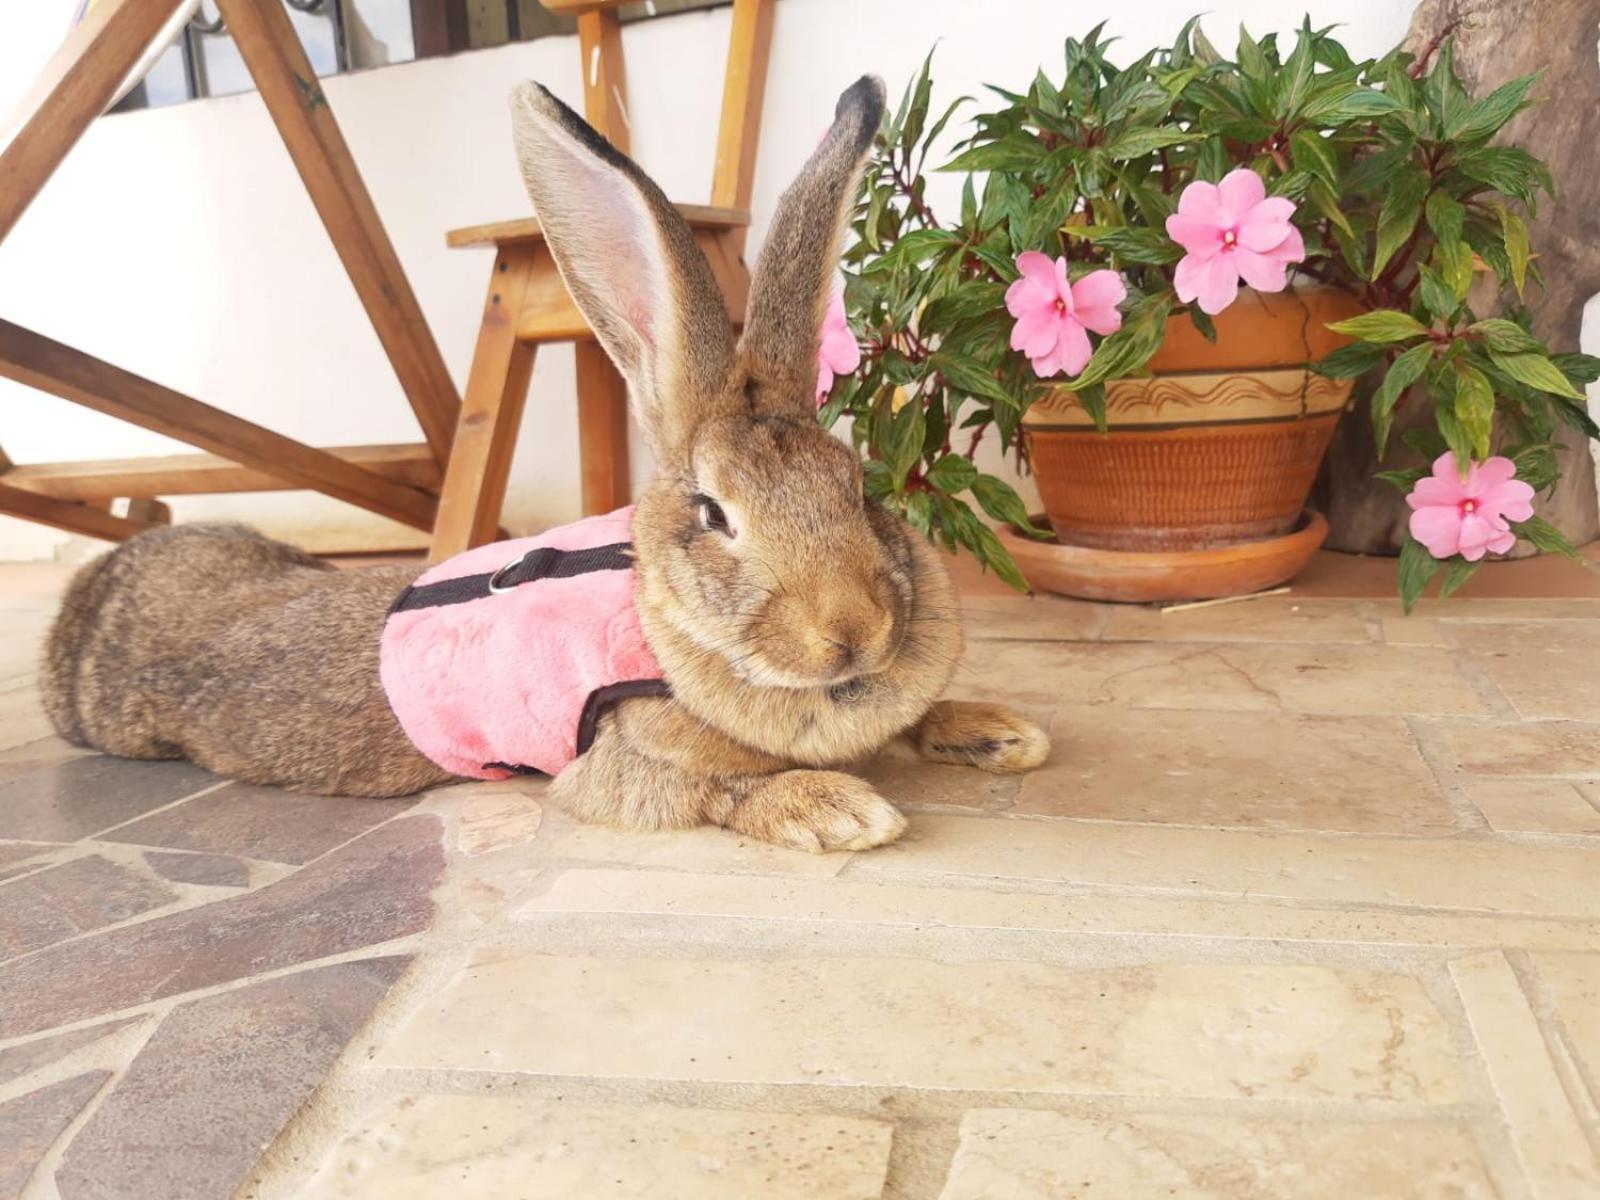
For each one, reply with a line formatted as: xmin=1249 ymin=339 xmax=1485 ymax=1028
xmin=998 ymin=510 xmax=1329 ymax=604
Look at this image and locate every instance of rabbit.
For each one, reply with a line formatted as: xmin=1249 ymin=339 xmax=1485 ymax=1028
xmin=39 ymin=75 xmax=1049 ymax=852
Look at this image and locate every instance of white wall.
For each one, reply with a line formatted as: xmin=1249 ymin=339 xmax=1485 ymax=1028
xmin=0 ymin=0 xmax=1422 ymax=559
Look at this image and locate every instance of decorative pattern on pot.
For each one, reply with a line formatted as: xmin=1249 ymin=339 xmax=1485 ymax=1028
xmin=1024 ymin=369 xmax=1353 ymax=429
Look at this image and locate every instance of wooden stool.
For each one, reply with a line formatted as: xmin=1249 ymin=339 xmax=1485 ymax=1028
xmin=0 ymin=0 xmax=460 ymax=543
xmin=428 ymin=0 xmax=775 ymax=558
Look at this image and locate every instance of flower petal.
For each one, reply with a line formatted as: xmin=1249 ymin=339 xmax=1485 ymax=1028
xmin=1189 ymin=251 xmax=1241 ymax=315
xmin=1216 ymin=168 xmax=1267 ymax=225
xmin=1054 ymin=318 xmax=1093 ymax=376
xmin=1267 ymin=222 xmax=1306 ymax=265
xmin=1005 ymin=273 xmax=1054 ymax=318
xmin=1014 ymin=251 xmax=1060 ymax=293
xmin=1166 ymin=214 xmax=1223 ymax=258
xmin=1233 ymin=245 xmax=1289 ymax=294
xmin=821 ymin=327 xmax=861 ymax=375
xmin=1484 ymin=527 xmax=1519 ymax=555
xmin=1409 ymin=505 xmax=1463 ymax=559
xmin=1068 ymin=270 xmax=1126 ymax=334
xmin=1011 ymin=305 xmax=1061 ymax=359
xmin=1176 ymin=179 xmax=1224 ymax=223
xmin=1237 ymin=196 xmax=1296 ymax=251
xmin=1030 ymin=340 xmax=1068 ymax=379
xmin=1457 ymin=513 xmax=1497 ymax=561
xmin=1487 ymin=479 xmax=1536 ymax=524
xmin=815 ymin=362 xmax=834 ymax=406
xmin=1470 ymin=456 xmax=1517 ymax=492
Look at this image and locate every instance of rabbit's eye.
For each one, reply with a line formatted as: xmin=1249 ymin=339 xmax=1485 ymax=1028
xmin=694 ymin=495 xmax=734 ymax=538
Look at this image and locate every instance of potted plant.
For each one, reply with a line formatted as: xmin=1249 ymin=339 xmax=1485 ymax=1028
xmin=820 ymin=21 xmax=1599 ymax=606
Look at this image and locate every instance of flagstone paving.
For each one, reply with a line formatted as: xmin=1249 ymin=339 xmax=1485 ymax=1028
xmin=1 ymin=558 xmax=1599 ymax=1199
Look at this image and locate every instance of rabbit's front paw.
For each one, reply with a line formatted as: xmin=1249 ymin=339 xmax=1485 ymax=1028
xmin=726 ymin=770 xmax=907 ymax=853
xmin=913 ymin=701 xmax=1050 ymax=774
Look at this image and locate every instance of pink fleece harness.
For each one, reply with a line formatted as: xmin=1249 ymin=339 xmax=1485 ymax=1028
xmin=379 ymin=507 xmax=667 ymax=780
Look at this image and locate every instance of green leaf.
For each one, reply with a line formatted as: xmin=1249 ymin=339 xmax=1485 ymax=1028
xmin=1452 ymin=360 xmax=1496 ymax=459
xmin=930 ymin=351 xmax=1014 ymax=405
xmin=903 ymin=488 xmax=934 ymax=537
xmin=919 ymin=282 xmax=1008 ymax=336
xmin=1417 ymin=265 xmax=1458 ymax=323
xmin=1102 ymin=126 xmax=1190 ymax=161
xmin=1434 ymin=237 xmax=1474 ymax=300
xmin=877 ymin=388 xmax=927 ymax=486
xmin=1073 ymin=224 xmax=1182 ymax=265
xmin=1299 ymin=86 xmax=1403 ymax=123
xmin=1289 ymin=129 xmax=1338 ymax=187
xmin=1498 ymin=205 xmax=1531 ymax=298
xmin=945 ymin=498 xmax=1030 ymax=591
xmin=1509 ymin=514 xmax=1580 ymax=560
xmin=1449 ymin=73 xmax=1537 ymax=143
xmin=1326 ymin=311 xmax=1430 ymax=343
xmin=1423 ymin=39 xmax=1469 ymax=136
xmin=1236 ymin=24 xmax=1268 ymax=80
xmin=1372 ymin=342 xmax=1433 ymax=457
xmin=1371 ymin=164 xmax=1428 ymax=280
xmin=1489 ymin=351 xmax=1588 ymax=400
xmin=1452 ymin=146 xmax=1551 ymax=206
xmin=971 ymin=473 xmax=1049 ymax=538
xmin=1314 ymin=340 xmax=1387 ymax=379
xmin=1552 ymin=352 xmax=1600 ymax=385
xmin=1424 ymin=191 xmax=1465 ymax=246
xmin=925 ymin=452 xmax=978 ymax=494
xmin=1307 ymin=177 xmax=1353 ymax=238
xmin=1438 ymin=557 xmax=1481 ymax=599
xmin=1377 ymin=466 xmax=1427 ymax=492
xmin=1470 ymin=318 xmax=1544 ymax=355
xmin=941 ymin=134 xmax=1046 ymax=173
xmin=1397 ymin=533 xmax=1442 ymax=614
xmin=874 ymin=229 xmax=961 ymax=271
xmin=1512 ymin=443 xmax=1559 ymax=491
xmin=900 ymin=52 xmax=935 ymax=153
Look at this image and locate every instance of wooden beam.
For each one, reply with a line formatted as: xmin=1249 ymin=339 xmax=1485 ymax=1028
xmin=447 ymin=205 xmax=748 ymax=249
xmin=431 ymin=244 xmax=539 ymax=557
xmin=576 ymin=8 xmax=630 ymax=152
xmin=0 ymin=0 xmax=186 ymax=245
xmin=0 ymin=481 xmax=151 ymax=542
xmin=0 ymin=320 xmax=438 ymax=531
xmin=2 ymin=443 xmax=439 ymax=500
xmin=214 ymin=0 xmax=462 ymax=465
xmin=574 ymin=341 xmax=630 ymax=515
xmin=710 ymin=0 xmax=775 ymax=257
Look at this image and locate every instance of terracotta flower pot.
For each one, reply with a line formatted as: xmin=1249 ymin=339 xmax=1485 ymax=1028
xmin=1022 ymin=286 xmax=1365 ymax=554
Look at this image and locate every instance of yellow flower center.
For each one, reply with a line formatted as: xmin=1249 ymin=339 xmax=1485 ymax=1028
xmin=1462 ymin=499 xmax=1477 ymax=513
xmin=1222 ymin=230 xmax=1237 ymax=247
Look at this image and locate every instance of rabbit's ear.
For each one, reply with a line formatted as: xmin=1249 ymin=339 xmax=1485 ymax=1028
xmin=739 ymin=76 xmax=885 ymax=417
xmin=510 ymin=83 xmax=735 ymax=455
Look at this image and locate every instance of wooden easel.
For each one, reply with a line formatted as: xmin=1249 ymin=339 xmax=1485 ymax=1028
xmin=427 ymin=0 xmax=774 ymax=557
xmin=0 ymin=0 xmax=460 ymax=542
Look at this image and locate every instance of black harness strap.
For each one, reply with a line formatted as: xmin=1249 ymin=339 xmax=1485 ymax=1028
xmin=389 ymin=541 xmax=637 ymax=614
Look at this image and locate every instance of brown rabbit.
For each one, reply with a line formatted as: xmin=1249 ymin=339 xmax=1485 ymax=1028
xmin=39 ymin=76 xmax=1048 ymax=851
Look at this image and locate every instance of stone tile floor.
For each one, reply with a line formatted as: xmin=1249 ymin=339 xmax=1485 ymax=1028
xmin=2 ymin=553 xmax=1600 ymax=1198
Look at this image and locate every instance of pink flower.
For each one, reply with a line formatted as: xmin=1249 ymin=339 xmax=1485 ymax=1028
xmin=816 ymin=292 xmax=860 ymax=408
xmin=1005 ymin=252 xmax=1126 ymax=378
xmin=1406 ymin=453 xmax=1535 ymax=561
xmin=1166 ymin=168 xmax=1306 ymax=315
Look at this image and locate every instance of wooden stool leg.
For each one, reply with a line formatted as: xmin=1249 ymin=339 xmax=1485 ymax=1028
xmin=574 ymin=341 xmax=631 ymax=516
xmin=430 ymin=247 xmax=538 ymax=559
